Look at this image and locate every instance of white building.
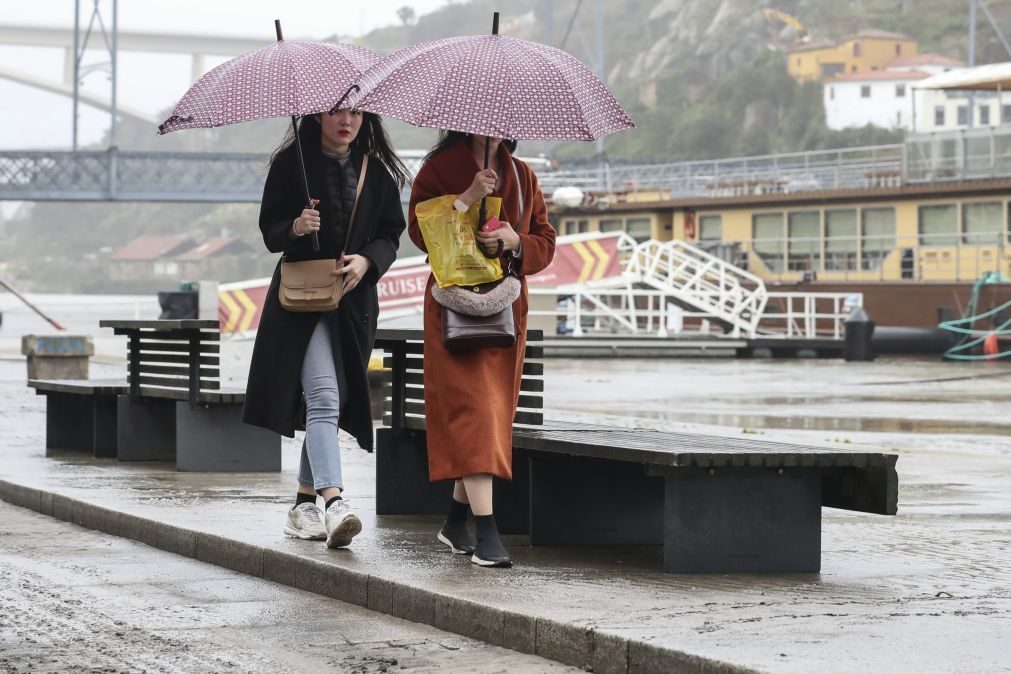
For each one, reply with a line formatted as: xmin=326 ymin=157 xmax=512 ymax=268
xmin=824 ymin=54 xmax=966 ymax=131
xmin=824 ymin=70 xmax=928 ymax=130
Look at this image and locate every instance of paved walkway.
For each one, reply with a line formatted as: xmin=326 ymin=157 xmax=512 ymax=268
xmin=2 ymin=357 xmax=1010 ymax=673
xmin=0 ymin=501 xmax=579 ymax=673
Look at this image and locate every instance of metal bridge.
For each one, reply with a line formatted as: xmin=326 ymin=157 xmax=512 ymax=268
xmin=4 ymin=125 xmax=1011 ymax=203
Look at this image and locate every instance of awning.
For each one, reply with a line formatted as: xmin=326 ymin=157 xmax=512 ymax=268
xmin=913 ymin=62 xmax=1011 ymax=90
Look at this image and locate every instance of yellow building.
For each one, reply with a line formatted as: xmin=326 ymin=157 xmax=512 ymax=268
xmin=788 ymin=29 xmax=918 ymax=81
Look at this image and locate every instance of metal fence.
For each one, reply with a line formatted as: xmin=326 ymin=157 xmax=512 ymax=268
xmin=5 ymin=125 xmax=1011 ymax=203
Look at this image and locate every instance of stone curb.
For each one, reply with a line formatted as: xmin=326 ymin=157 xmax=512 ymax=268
xmin=0 ymin=478 xmax=761 ymax=674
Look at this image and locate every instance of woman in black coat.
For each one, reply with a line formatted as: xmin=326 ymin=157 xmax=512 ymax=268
xmin=243 ymin=110 xmax=408 ymax=549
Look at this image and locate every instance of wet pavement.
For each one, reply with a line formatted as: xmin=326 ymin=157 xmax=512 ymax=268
xmin=1 ymin=319 xmax=1010 ymax=671
xmin=0 ymin=501 xmax=579 ymax=673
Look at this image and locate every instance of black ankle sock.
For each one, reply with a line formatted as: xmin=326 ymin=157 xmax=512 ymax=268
xmin=325 ymin=495 xmax=343 ymax=510
xmin=296 ymin=492 xmax=316 ymax=507
xmin=474 ymin=514 xmax=498 ymax=539
xmin=447 ymin=498 xmax=470 ymax=524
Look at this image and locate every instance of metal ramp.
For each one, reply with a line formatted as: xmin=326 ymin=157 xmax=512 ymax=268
xmin=533 ymin=237 xmax=858 ymax=340
xmin=622 ymin=239 xmax=768 ymax=338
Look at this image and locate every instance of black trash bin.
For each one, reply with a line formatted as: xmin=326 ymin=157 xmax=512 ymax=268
xmin=158 ymin=290 xmax=198 ymax=319
xmin=843 ymin=307 xmax=876 ymax=362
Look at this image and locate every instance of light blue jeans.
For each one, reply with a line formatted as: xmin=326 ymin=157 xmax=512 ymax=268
xmin=297 ymin=319 xmax=344 ymax=492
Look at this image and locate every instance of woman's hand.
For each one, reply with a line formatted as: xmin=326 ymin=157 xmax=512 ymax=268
xmin=460 ymin=169 xmax=497 ymax=207
xmin=476 ymin=220 xmax=521 ymax=254
xmin=293 ymin=204 xmax=320 ymax=237
xmin=333 ymin=254 xmax=373 ymax=293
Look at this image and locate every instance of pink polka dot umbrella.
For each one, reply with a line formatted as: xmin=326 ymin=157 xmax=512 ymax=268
xmin=351 ymin=15 xmax=634 ymax=142
xmin=158 ymin=21 xmax=379 ymax=252
xmin=158 ymin=31 xmax=378 ymax=134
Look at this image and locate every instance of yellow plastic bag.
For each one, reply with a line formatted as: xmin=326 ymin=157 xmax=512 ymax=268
xmin=415 ymin=194 xmax=504 ymax=288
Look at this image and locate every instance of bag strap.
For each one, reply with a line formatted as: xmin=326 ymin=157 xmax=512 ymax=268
xmin=511 ymin=157 xmax=524 ymax=222
xmin=341 ymin=154 xmax=369 ymax=255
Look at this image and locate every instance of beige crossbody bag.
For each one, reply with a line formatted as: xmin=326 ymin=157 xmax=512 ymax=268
xmin=279 ymin=155 xmax=369 ymax=312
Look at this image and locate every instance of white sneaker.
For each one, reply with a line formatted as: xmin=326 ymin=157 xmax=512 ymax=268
xmin=325 ymin=500 xmax=362 ymax=549
xmin=283 ymin=502 xmax=327 ymax=540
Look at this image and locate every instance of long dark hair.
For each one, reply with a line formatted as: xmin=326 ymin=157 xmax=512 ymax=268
xmin=269 ymin=112 xmax=412 ymax=189
xmin=424 ymin=131 xmax=518 ymax=165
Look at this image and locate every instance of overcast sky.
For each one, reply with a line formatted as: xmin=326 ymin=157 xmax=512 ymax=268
xmin=0 ymin=1 xmax=449 ymax=150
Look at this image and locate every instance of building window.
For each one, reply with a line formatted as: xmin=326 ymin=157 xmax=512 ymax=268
xmin=963 ymin=201 xmax=1003 ymax=244
xmin=787 ymin=211 xmax=821 ymax=272
xmin=752 ymin=212 xmax=785 ymax=272
xmin=918 ymin=204 xmax=958 ymax=246
xmin=563 ymin=219 xmax=589 ymax=235
xmin=896 ymin=111 xmax=902 ymax=126
xmin=861 ymin=85 xmax=871 ymax=98
xmin=895 ymin=43 xmax=902 ymax=55
xmin=797 ymin=57 xmax=801 ymax=67
xmin=980 ymin=105 xmax=991 ymax=125
xmin=822 ymin=63 xmax=845 ymax=77
xmin=851 ymin=65 xmax=857 ymax=73
xmin=957 ymin=106 xmax=969 ymax=125
xmin=1003 ymin=104 xmax=1011 ymax=123
xmin=861 ymin=208 xmax=896 ymax=270
xmin=698 ymin=215 xmax=723 ymax=242
xmin=895 ymin=84 xmax=906 ymax=98
xmin=829 ymin=86 xmax=834 ymax=100
xmin=853 ymin=43 xmax=861 ymax=57
xmin=935 ymin=106 xmax=946 ymax=126
xmin=825 ymin=209 xmax=858 ymax=271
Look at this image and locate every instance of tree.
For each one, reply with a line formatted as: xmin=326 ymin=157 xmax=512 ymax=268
xmin=397 ymin=6 xmax=416 ymax=26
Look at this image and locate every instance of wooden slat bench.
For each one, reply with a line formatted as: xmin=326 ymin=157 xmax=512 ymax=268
xmin=98 ymin=319 xmax=278 ymax=472
xmin=374 ymin=329 xmax=898 ymax=573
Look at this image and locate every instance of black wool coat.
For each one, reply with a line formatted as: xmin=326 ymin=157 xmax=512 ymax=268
xmin=242 ymin=142 xmax=406 ymax=450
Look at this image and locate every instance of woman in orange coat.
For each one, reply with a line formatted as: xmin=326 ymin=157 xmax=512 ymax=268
xmin=408 ymin=132 xmax=556 ymax=568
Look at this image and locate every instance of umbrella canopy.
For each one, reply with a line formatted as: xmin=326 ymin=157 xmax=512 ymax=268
xmin=351 ymin=34 xmax=633 ymax=141
xmin=158 ymin=40 xmax=379 ymax=134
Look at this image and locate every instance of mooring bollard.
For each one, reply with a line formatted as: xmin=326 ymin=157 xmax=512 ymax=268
xmin=843 ymin=307 xmax=876 ymax=362
xmin=21 ymin=334 xmax=95 ymax=380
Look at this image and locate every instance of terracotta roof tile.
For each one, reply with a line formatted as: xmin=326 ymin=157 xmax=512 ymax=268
xmin=109 ymin=235 xmax=193 ymax=261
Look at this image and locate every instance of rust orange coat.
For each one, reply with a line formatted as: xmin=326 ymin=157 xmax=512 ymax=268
xmin=408 ymin=140 xmax=557 ymax=481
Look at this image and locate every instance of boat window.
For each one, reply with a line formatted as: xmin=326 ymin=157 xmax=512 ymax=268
xmin=625 ymin=217 xmax=653 ymax=242
xmin=825 ymin=209 xmax=858 ymax=271
xmin=787 ymin=211 xmax=821 ymax=272
xmin=699 ymin=215 xmax=723 ymax=242
xmin=963 ymin=201 xmax=1003 ymax=245
xmin=599 ymin=218 xmax=623 ymax=233
xmin=918 ymin=204 xmax=958 ymax=246
xmin=861 ymin=207 xmax=896 ymax=270
xmin=752 ymin=212 xmax=785 ymax=272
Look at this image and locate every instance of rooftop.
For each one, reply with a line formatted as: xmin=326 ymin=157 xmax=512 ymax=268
xmin=109 ymin=234 xmax=192 ymax=261
xmin=847 ymin=28 xmax=914 ymax=41
xmin=174 ymin=237 xmax=249 ymax=261
xmin=887 ymin=53 xmax=965 ymax=68
xmin=831 ymin=69 xmax=931 ymax=82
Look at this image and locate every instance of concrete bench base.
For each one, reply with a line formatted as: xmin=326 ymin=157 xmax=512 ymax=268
xmin=375 ymin=428 xmax=530 ymax=535
xmin=175 ymin=402 xmax=280 ymax=473
xmin=117 ymin=396 xmax=280 ymax=472
xmin=43 ymin=392 xmax=117 ymax=457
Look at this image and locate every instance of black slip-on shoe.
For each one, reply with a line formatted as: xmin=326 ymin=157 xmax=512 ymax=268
xmin=437 ymin=520 xmax=476 ymax=555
